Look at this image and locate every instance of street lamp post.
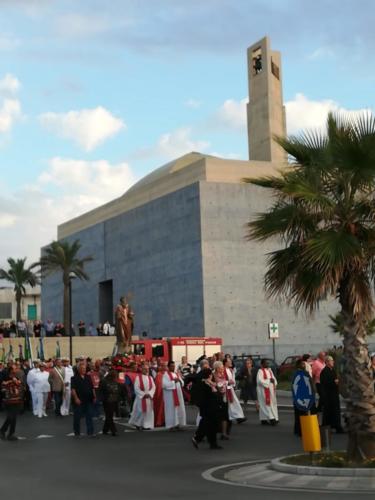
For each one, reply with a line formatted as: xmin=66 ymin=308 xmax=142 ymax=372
xmin=69 ymin=278 xmax=73 ymax=364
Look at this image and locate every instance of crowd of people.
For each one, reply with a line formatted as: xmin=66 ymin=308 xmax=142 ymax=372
xmin=1 ymin=350 xmax=374 ymax=448
xmin=0 ymin=319 xmax=116 ymax=338
xmin=293 ymin=351 xmax=375 ymax=436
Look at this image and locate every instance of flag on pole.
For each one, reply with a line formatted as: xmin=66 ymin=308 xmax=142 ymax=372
xmin=38 ymin=337 xmax=45 ymax=361
xmin=6 ymin=343 xmax=14 ymax=362
xmin=0 ymin=344 xmax=5 ymax=363
xmin=55 ymin=340 xmax=61 ymax=358
xmin=112 ymin=342 xmax=117 ymax=357
xmin=24 ymin=331 xmax=32 ymax=361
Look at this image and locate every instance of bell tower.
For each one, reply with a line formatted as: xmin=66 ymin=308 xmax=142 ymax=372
xmin=247 ymin=36 xmax=287 ymax=163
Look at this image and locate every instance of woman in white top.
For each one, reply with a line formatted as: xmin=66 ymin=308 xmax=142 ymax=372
xmin=33 ymin=363 xmax=51 ymax=418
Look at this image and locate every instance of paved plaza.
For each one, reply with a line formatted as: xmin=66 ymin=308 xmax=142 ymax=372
xmin=1 ymin=403 xmax=368 ymax=500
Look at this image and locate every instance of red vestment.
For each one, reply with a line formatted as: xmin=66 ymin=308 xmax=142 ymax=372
xmin=153 ymin=372 xmax=165 ymax=427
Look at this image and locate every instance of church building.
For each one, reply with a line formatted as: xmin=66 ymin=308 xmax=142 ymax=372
xmin=41 ymin=37 xmax=339 ymax=359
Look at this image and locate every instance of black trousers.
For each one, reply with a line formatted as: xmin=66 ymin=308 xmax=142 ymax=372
xmin=103 ymin=402 xmax=117 ymax=435
xmin=195 ymin=413 xmax=218 ymax=446
xmin=1 ymin=404 xmax=21 ymax=437
xmin=322 ymin=400 xmax=342 ymax=431
xmin=53 ymin=391 xmax=63 ymax=415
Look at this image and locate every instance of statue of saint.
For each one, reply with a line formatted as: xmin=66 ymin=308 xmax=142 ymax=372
xmin=115 ymin=296 xmax=133 ymax=354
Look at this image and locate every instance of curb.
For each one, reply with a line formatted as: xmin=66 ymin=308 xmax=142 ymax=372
xmin=271 ymin=456 xmax=375 ymax=477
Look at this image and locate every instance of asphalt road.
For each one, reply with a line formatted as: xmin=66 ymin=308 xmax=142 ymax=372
xmin=0 ymin=404 xmax=360 ymax=500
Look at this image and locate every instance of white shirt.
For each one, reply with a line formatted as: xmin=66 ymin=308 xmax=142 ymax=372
xmin=27 ymin=367 xmax=40 ymax=389
xmin=33 ymin=370 xmax=50 ymax=392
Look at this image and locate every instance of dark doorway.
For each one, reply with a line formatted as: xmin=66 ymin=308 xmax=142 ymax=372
xmin=99 ymin=280 xmax=113 ymax=324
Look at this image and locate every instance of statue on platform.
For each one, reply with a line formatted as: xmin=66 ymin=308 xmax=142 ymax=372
xmin=115 ymin=296 xmax=133 ymax=354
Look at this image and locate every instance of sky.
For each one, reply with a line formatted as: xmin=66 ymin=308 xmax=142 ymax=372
xmin=1 ymin=0 xmax=375 ymax=269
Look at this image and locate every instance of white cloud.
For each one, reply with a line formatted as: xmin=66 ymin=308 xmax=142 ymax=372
xmin=285 ymin=93 xmax=369 ymax=135
xmin=0 ymin=73 xmax=22 ymax=135
xmin=0 ymin=213 xmax=18 ymax=228
xmin=185 ymin=98 xmax=201 ymax=109
xmin=0 ymin=158 xmax=136 ymax=268
xmin=214 ymin=97 xmax=247 ymax=130
xmin=157 ymin=127 xmax=209 ymax=158
xmin=132 ymin=127 xmax=210 ymax=161
xmin=38 ymin=157 xmax=135 ymax=207
xmin=55 ymin=13 xmax=110 ymax=38
xmin=308 ymin=47 xmax=335 ymax=60
xmin=212 ymin=93 xmax=369 ymax=138
xmin=0 ymin=74 xmax=21 ymax=95
xmin=0 ymin=98 xmax=22 ymax=133
xmin=39 ymin=106 xmax=125 ymax=152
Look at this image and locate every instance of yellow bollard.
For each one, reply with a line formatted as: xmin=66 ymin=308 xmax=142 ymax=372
xmin=300 ymin=414 xmax=321 ymax=452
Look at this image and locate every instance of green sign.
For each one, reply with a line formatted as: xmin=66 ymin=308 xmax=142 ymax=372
xmin=268 ymin=322 xmax=279 ymax=339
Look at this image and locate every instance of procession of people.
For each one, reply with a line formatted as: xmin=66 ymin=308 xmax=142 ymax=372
xmin=0 ymin=346 xmax=355 ymax=445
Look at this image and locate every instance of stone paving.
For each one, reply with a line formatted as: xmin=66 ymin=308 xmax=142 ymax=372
xmin=203 ymin=460 xmax=375 ymax=494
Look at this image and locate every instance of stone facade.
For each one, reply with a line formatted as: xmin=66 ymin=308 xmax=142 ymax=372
xmin=42 ymin=182 xmax=205 ymax=339
xmin=41 ymin=157 xmax=345 ymax=361
xmin=199 ymin=180 xmax=340 ymax=359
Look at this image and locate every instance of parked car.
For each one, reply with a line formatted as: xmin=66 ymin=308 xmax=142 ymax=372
xmin=233 ymin=355 xmax=279 ymax=376
xmin=278 ymin=355 xmax=301 ymax=376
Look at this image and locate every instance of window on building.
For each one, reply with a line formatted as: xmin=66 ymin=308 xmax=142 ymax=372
xmin=133 ymin=343 xmax=145 ymax=356
xmin=0 ymin=303 xmax=12 ymax=319
xmin=152 ymin=343 xmax=164 ymax=357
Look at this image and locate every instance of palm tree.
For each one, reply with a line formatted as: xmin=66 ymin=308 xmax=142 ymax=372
xmin=0 ymin=257 xmax=40 ymax=322
xmin=39 ymin=240 xmax=93 ymax=338
xmin=245 ymin=112 xmax=375 ymax=461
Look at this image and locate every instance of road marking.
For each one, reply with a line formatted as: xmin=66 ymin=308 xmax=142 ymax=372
xmin=36 ymin=435 xmax=54 ymax=439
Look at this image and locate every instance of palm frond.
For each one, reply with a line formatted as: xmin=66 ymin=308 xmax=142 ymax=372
xmin=248 ymin=203 xmax=317 ymax=243
xmin=242 ymin=175 xmax=287 ymax=190
xmin=302 ymin=229 xmax=362 ymax=276
xmin=39 ymin=239 xmax=93 ymax=281
xmin=275 ymin=130 xmax=327 ymax=167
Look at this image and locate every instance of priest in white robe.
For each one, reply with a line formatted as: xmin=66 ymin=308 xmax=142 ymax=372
xmin=129 ymin=363 xmax=156 ymax=430
xmin=256 ymin=359 xmax=279 ymax=425
xmin=26 ymin=360 xmax=40 ymax=416
xmin=223 ymin=358 xmax=245 ymax=421
xmin=162 ymin=361 xmax=186 ymax=430
xmin=60 ymin=358 xmax=74 ymax=416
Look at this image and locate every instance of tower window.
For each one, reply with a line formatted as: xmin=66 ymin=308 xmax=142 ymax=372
xmin=271 ymin=58 xmax=280 ymax=80
xmin=252 ymin=47 xmax=262 ymax=75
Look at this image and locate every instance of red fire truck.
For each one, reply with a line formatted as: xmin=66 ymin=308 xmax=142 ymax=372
xmin=129 ymin=337 xmax=222 ymax=364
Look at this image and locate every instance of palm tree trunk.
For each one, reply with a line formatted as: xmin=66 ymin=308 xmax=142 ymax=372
xmin=341 ymin=309 xmax=375 ymax=461
xmin=15 ymin=290 xmax=22 ymax=323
